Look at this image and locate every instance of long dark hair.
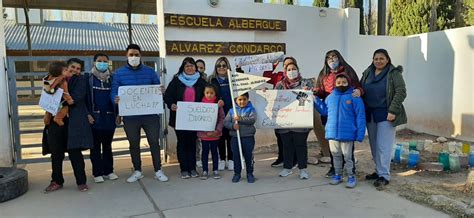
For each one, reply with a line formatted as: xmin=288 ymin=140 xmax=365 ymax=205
xmin=209 ymin=57 xmax=232 ymax=82
xmin=371 ymin=48 xmax=392 ymax=67
xmin=176 ymin=57 xmax=197 ymax=76
xmin=316 ymin=50 xmax=356 ymax=87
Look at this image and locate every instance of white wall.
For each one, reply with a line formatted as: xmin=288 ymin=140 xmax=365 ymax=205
xmin=406 ymin=27 xmax=474 ymax=141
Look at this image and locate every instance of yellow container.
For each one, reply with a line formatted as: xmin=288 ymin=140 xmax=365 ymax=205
xmin=462 ymin=143 xmax=470 ymax=154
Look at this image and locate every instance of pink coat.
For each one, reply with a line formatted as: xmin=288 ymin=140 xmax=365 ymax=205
xmin=197 ymin=97 xmax=225 ymax=141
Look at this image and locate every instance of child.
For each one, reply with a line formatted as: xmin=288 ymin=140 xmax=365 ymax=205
xmin=314 ymin=73 xmax=366 ymax=188
xmin=43 ymin=61 xmax=74 ymax=126
xmin=197 ymin=84 xmax=225 ymax=180
xmin=224 ymin=92 xmax=256 ymax=183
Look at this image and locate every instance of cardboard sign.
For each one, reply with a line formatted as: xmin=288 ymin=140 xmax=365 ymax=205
xmin=39 ymin=88 xmax=64 ymax=116
xmin=240 ymin=63 xmax=274 ymax=73
xmin=230 ymin=72 xmax=270 ymax=96
xmin=234 ymin=52 xmax=284 ymax=66
xmin=175 ymin=101 xmax=218 ymax=131
xmin=252 ymin=90 xmax=313 ymax=129
xmin=118 ymin=85 xmax=164 ymax=116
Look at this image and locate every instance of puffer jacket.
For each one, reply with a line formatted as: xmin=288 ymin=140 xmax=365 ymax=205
xmin=224 ymin=101 xmax=256 ymax=137
xmin=110 ymin=63 xmax=160 ymax=103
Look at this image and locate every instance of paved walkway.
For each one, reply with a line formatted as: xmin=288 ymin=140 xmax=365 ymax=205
xmin=0 ymin=153 xmax=448 ymax=217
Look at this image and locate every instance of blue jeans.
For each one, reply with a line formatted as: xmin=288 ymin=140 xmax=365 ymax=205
xmin=367 ymin=121 xmax=395 ymax=180
xmin=231 ymin=136 xmax=255 ymax=175
xmin=201 ymin=140 xmax=219 ymax=172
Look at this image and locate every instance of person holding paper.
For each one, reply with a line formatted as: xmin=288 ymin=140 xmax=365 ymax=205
xmin=314 ymin=50 xmax=364 ymax=178
xmin=223 ymin=92 xmax=257 ymax=183
xmin=314 ymin=73 xmax=366 ymax=188
xmin=111 ymin=44 xmax=168 ymax=183
xmin=209 ymin=57 xmax=234 ymax=171
xmin=87 ymin=53 xmax=119 ymax=183
xmin=275 ymin=62 xmax=313 ymax=180
xmin=262 ymin=56 xmax=298 ymax=167
xmin=164 ymin=57 xmax=207 ymax=179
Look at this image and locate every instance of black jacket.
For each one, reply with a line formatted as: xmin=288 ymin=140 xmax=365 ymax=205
xmin=164 ymin=75 xmax=207 ymax=128
xmin=67 ymin=74 xmax=93 ymax=150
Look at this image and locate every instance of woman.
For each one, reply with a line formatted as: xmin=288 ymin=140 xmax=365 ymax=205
xmin=43 ymin=59 xmax=93 ymax=193
xmin=314 ymin=50 xmax=364 ymax=178
xmin=164 ymin=57 xmax=207 ymax=179
xmin=209 ymin=57 xmax=234 ymax=171
xmin=275 ymin=62 xmax=313 ymax=180
xmin=262 ymin=57 xmax=298 ymax=167
xmin=361 ymin=49 xmax=406 ymax=190
xmin=87 ymin=53 xmax=119 ymax=183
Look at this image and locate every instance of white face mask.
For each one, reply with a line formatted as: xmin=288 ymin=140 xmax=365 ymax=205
xmin=286 ymin=70 xmax=299 ymax=80
xmin=128 ymin=56 xmax=141 ymax=67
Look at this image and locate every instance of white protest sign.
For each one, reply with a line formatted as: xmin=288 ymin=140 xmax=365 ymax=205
xmin=234 ymin=51 xmax=284 ymax=66
xmin=118 ymin=85 xmax=164 ymax=116
xmin=39 ymin=88 xmax=64 ymax=116
xmin=240 ymin=63 xmax=274 ymax=74
xmin=231 ymin=72 xmax=270 ymax=96
xmin=175 ymin=101 xmax=218 ymax=131
xmin=251 ymin=90 xmax=313 ymax=129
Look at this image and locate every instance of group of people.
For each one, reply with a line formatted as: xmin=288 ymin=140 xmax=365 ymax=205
xmin=41 ymin=43 xmax=407 ymax=193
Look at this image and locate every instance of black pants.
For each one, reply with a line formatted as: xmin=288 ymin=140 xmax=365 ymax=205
xmin=218 ymin=128 xmax=232 ymax=161
xmin=123 ymin=115 xmax=162 ymax=172
xmin=281 ymin=132 xmax=309 ymax=170
xmin=175 ymin=130 xmax=197 ymax=173
xmin=90 ymin=128 xmax=115 ymax=177
xmin=48 ymin=121 xmax=86 ymax=186
xmin=231 ymin=136 xmax=255 ymax=175
xmin=276 ymin=131 xmax=297 ymax=164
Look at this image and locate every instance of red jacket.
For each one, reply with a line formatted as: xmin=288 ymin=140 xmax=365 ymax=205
xmin=314 ymin=66 xmax=364 ymax=99
xmin=262 ymin=63 xmax=284 ymax=88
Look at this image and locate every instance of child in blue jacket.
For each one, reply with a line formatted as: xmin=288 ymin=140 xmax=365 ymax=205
xmin=314 ymin=73 xmax=366 ymax=188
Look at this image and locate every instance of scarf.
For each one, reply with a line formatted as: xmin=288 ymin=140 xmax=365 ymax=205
xmin=282 ymin=73 xmax=302 ymax=89
xmin=202 ymin=96 xmax=217 ymax=103
xmin=91 ymin=67 xmax=111 ymax=82
xmin=178 ymin=72 xmax=200 ymax=87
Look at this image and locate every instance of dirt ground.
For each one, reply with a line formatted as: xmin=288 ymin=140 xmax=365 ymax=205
xmin=305 ymin=129 xmax=474 ymax=217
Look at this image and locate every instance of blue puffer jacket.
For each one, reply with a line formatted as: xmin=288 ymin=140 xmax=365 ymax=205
xmin=224 ymin=101 xmax=256 ymax=137
xmin=110 ymin=63 xmax=160 ymax=103
xmin=314 ymin=87 xmax=366 ymax=142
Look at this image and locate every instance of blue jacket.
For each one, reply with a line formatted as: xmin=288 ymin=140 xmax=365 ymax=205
xmin=110 ymin=64 xmax=160 ymax=103
xmin=89 ymin=73 xmax=116 ymax=130
xmin=314 ymin=87 xmax=366 ymax=142
xmin=224 ymin=101 xmax=256 ymax=137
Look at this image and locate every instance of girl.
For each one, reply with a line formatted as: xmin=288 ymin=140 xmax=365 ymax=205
xmin=164 ymin=57 xmax=207 ymax=179
xmin=197 ymin=84 xmax=225 ymax=180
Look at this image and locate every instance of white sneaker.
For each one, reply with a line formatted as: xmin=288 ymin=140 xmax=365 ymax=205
xmin=155 ymin=170 xmax=169 ymax=182
xmin=94 ymin=176 xmax=105 ymax=183
xmin=279 ymin=169 xmax=293 ymax=177
xmin=126 ymin=171 xmax=144 ymax=183
xmin=227 ymin=160 xmax=234 ymax=171
xmin=218 ymin=160 xmax=226 ymax=171
xmin=196 ymin=161 xmax=203 ymax=168
xmin=299 ymin=168 xmax=310 ymax=180
xmin=319 ymin=156 xmax=331 ymax=164
xmin=104 ymin=173 xmax=119 ymax=180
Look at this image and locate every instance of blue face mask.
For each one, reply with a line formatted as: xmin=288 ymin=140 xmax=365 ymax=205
xmin=329 ymin=61 xmax=339 ymax=70
xmin=95 ymin=62 xmax=109 ymax=72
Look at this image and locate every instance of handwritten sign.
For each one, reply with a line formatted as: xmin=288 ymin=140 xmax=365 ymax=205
xmin=240 ymin=63 xmax=274 ymax=74
xmin=251 ymin=90 xmax=313 ymax=129
xmin=39 ymin=88 xmax=64 ymax=116
xmin=165 ymin=14 xmax=287 ymax=31
xmin=231 ymin=72 xmax=270 ymax=96
xmin=118 ymin=85 xmax=164 ymax=116
xmin=234 ymin=52 xmax=284 ymax=67
xmin=166 ymin=41 xmax=286 ymax=56
xmin=175 ymin=102 xmax=218 ymax=131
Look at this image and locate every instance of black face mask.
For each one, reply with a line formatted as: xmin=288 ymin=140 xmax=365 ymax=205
xmin=336 ymin=86 xmax=349 ymax=93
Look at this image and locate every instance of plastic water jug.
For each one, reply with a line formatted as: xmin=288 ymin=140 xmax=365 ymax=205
xmin=439 ymin=152 xmax=450 ymax=171
xmin=408 ymin=150 xmax=420 ymax=168
xmin=449 ymin=154 xmax=461 ymax=172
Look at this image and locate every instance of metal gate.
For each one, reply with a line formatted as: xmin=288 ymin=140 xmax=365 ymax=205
xmin=7 ymin=56 xmax=165 ymax=164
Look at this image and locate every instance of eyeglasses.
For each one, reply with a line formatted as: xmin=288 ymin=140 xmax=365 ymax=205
xmin=217 ymin=64 xmax=227 ymax=68
xmin=326 ymin=55 xmax=338 ymax=60
xmin=184 ymin=65 xmax=195 ymax=68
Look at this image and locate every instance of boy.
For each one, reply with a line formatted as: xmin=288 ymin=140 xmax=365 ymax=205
xmin=224 ymin=92 xmax=257 ymax=183
xmin=43 ymin=61 xmax=74 ymax=126
xmin=314 ymin=73 xmax=366 ymax=188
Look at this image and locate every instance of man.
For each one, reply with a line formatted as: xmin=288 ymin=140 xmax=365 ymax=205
xmin=111 ymin=44 xmax=168 ymax=183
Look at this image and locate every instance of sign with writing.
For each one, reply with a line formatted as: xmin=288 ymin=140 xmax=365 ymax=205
xmin=175 ymin=102 xmax=218 ymax=131
xmin=231 ymin=72 xmax=270 ymax=96
xmin=166 ymin=41 xmax=286 ymax=56
xmin=165 ymin=14 xmax=286 ymax=31
xmin=39 ymin=88 xmax=64 ymax=116
xmin=234 ymin=52 xmax=285 ymax=66
xmin=240 ymin=63 xmax=274 ymax=74
xmin=252 ymin=90 xmax=313 ymax=129
xmin=118 ymin=85 xmax=164 ymax=116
